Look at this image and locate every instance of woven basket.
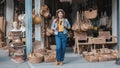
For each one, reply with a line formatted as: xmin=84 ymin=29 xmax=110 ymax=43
xmin=33 ymin=15 xmax=42 ymax=24
xmin=28 ymin=53 xmax=43 ymax=63
xmin=33 ymin=49 xmax=47 ymax=55
xmin=80 ymin=23 xmax=89 ymax=31
xmin=80 ymin=19 xmax=92 ymax=31
xmin=40 ymin=5 xmax=50 ymax=18
xmin=44 ymin=54 xmax=56 ymax=62
xmin=72 ymin=23 xmax=80 ymax=31
xmin=50 ymin=45 xmax=56 ymax=50
xmin=83 ymin=8 xmax=97 ymax=19
xmin=47 ymin=28 xmax=54 ymax=34
xmin=85 ymin=55 xmax=99 ymax=62
xmin=47 ymin=50 xmax=56 ymax=55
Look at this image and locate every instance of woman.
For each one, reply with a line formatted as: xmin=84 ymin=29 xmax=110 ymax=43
xmin=51 ymin=9 xmax=71 ymax=66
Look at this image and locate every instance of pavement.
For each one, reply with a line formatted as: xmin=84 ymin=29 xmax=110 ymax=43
xmin=28 ymin=53 xmax=120 ymax=68
xmin=0 ymin=49 xmax=30 ymax=68
xmin=0 ymin=48 xmax=120 ymax=68
xmin=28 ymin=48 xmax=120 ymax=68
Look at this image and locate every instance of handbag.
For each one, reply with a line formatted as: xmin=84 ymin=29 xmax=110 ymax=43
xmin=83 ymin=8 xmax=97 ymax=19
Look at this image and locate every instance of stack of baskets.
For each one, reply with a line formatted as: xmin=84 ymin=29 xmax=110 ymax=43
xmin=83 ymin=49 xmax=118 ymax=62
xmin=28 ymin=41 xmax=56 ymax=63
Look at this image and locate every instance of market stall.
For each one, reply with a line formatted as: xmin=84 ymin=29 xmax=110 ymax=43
xmin=0 ymin=0 xmax=119 ymax=64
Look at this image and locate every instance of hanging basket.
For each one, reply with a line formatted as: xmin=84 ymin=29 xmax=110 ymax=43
xmin=40 ymin=5 xmax=50 ymax=18
xmin=80 ymin=23 xmax=89 ymax=31
xmin=80 ymin=19 xmax=92 ymax=31
xmin=33 ymin=15 xmax=42 ymax=24
xmin=72 ymin=22 xmax=81 ymax=31
xmin=72 ymin=11 xmax=81 ymax=31
xmin=46 ymin=28 xmax=54 ymax=34
xmin=83 ymin=8 xmax=98 ymax=19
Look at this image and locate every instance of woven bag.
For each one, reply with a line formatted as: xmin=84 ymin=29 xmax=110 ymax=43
xmin=83 ymin=8 xmax=97 ymax=19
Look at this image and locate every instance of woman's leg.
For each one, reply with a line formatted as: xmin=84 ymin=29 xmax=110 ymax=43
xmin=60 ymin=34 xmax=67 ymax=61
xmin=55 ymin=35 xmax=61 ymax=61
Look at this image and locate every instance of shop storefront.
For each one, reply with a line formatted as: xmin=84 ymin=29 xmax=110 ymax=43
xmin=0 ymin=0 xmax=120 ymax=64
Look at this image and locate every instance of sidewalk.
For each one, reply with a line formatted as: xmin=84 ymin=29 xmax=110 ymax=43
xmin=0 ymin=49 xmax=30 ymax=68
xmin=28 ymin=48 xmax=120 ymax=68
xmin=28 ymin=53 xmax=120 ymax=68
xmin=0 ymin=48 xmax=120 ymax=68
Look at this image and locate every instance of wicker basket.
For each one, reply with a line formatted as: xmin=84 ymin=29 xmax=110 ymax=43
xmin=50 ymin=45 xmax=56 ymax=50
xmin=33 ymin=49 xmax=47 ymax=55
xmin=46 ymin=28 xmax=54 ymax=34
xmin=28 ymin=53 xmax=43 ymax=63
xmin=85 ymin=55 xmax=99 ymax=62
xmin=40 ymin=5 xmax=50 ymax=18
xmin=33 ymin=15 xmax=42 ymax=24
xmin=83 ymin=8 xmax=97 ymax=19
xmin=80 ymin=19 xmax=92 ymax=31
xmin=44 ymin=54 xmax=56 ymax=63
xmin=47 ymin=50 xmax=56 ymax=54
xmin=13 ymin=56 xmax=24 ymax=63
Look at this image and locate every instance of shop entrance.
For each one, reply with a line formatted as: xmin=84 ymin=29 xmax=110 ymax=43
xmin=45 ymin=0 xmax=113 ymax=47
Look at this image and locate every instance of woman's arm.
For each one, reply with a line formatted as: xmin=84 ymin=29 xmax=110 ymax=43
xmin=64 ymin=19 xmax=71 ymax=29
xmin=51 ymin=19 xmax=57 ymax=31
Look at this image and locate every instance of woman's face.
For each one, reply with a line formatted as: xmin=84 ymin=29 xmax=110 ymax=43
xmin=58 ymin=11 xmax=63 ymax=19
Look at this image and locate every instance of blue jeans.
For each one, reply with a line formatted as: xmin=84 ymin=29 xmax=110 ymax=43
xmin=55 ymin=32 xmax=67 ymax=61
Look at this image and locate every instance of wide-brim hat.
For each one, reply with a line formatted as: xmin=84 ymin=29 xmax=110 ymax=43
xmin=56 ymin=9 xmax=65 ymax=17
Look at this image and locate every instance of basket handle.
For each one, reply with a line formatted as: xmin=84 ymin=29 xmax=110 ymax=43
xmin=89 ymin=8 xmax=93 ymax=12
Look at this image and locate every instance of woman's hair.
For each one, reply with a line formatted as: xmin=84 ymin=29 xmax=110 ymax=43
xmin=56 ymin=9 xmax=65 ymax=18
